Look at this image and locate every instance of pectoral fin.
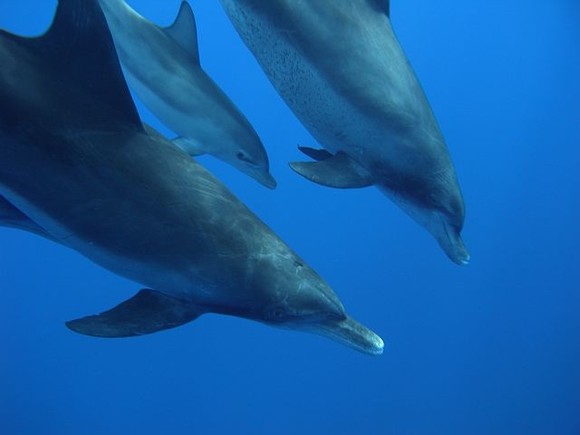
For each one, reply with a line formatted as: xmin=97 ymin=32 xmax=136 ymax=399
xmin=290 ymin=151 xmax=373 ymax=188
xmin=66 ymin=289 xmax=201 ymax=337
xmin=297 ymin=146 xmax=333 ymax=161
xmin=141 ymin=124 xmax=205 ymax=157
xmin=172 ymin=137 xmax=205 ymax=156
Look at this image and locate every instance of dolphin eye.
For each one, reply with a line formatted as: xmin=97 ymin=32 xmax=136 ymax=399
xmin=236 ymin=151 xmax=252 ymax=163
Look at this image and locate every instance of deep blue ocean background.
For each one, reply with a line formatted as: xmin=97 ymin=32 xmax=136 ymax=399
xmin=1 ymin=1 xmax=579 ymax=434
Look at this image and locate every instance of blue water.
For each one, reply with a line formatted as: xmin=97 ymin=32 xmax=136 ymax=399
xmin=1 ymin=1 xmax=579 ymax=434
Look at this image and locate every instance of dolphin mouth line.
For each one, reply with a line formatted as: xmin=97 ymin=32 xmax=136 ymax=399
xmin=313 ymin=316 xmax=384 ymax=356
xmin=440 ymin=215 xmax=470 ymax=265
xmin=265 ymin=314 xmax=384 ymax=355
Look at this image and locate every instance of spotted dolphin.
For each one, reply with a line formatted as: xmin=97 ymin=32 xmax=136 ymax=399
xmin=218 ymin=0 xmax=469 ymax=264
xmin=0 ymin=0 xmax=382 ymax=354
xmin=97 ymin=0 xmax=276 ymax=188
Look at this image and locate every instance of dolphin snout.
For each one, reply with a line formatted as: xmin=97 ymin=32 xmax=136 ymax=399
xmin=255 ymin=170 xmax=277 ymax=189
xmin=440 ymin=228 xmax=470 ymax=265
xmin=315 ymin=315 xmax=384 ymax=355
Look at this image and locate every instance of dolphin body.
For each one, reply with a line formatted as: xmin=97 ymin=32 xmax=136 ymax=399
xmin=0 ymin=195 xmax=54 ymax=240
xmin=0 ymin=0 xmax=383 ymax=355
xmin=218 ymin=0 xmax=469 ymax=264
xmin=96 ymin=0 xmax=276 ymax=188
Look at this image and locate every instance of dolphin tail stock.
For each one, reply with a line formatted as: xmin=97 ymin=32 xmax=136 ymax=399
xmin=66 ymin=289 xmax=203 ymax=337
xmin=289 ymin=147 xmax=373 ymax=189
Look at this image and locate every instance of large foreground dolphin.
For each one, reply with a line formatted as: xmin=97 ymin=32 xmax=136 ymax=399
xmin=0 ymin=195 xmax=53 ymax=240
xmin=97 ymin=0 xmax=276 ymax=188
xmin=0 ymin=0 xmax=382 ymax=355
xmin=218 ymin=0 xmax=469 ymax=264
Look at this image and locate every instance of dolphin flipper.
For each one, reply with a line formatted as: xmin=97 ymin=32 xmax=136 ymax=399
xmin=297 ymin=146 xmax=333 ymax=161
xmin=141 ymin=124 xmax=205 ymax=156
xmin=172 ymin=137 xmax=206 ymax=156
xmin=66 ymin=290 xmax=202 ymax=337
xmin=290 ymin=152 xmax=373 ymax=188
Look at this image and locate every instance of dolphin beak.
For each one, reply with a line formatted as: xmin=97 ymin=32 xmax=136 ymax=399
xmin=315 ymin=315 xmax=384 ymax=355
xmin=440 ymin=224 xmax=470 ymax=265
xmin=256 ymin=171 xmax=277 ymax=189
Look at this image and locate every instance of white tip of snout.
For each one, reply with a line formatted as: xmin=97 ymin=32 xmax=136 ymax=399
xmin=444 ymin=235 xmax=470 ymax=266
xmin=370 ymin=334 xmax=385 ymax=355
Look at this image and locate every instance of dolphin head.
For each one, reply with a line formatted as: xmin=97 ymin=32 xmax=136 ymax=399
xmin=425 ymin=178 xmax=470 ymax=265
xmin=260 ymin=277 xmax=385 ymax=356
xmin=428 ymin=209 xmax=470 ymax=265
xmin=231 ymin=146 xmax=277 ymax=189
xmin=229 ymin=251 xmax=383 ymax=355
xmin=385 ymin=178 xmax=470 ymax=265
xmin=214 ymin=132 xmax=277 ymax=189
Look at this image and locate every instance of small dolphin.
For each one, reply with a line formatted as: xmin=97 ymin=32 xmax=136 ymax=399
xmin=97 ymin=0 xmax=276 ymax=188
xmin=0 ymin=0 xmax=382 ymax=355
xmin=218 ymin=0 xmax=469 ymax=264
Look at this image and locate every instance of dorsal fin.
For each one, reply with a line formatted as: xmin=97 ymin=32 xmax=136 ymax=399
xmin=3 ymin=0 xmax=142 ymax=131
xmin=163 ymin=1 xmax=199 ymax=64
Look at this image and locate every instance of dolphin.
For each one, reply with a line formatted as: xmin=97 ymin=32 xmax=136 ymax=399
xmin=0 ymin=0 xmax=382 ymax=355
xmin=218 ymin=0 xmax=469 ymax=264
xmin=96 ymin=0 xmax=276 ymax=189
xmin=0 ymin=194 xmax=54 ymax=240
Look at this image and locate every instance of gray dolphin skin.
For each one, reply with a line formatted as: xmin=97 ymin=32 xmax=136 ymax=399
xmin=0 ymin=0 xmax=383 ymax=354
xmin=218 ymin=0 xmax=469 ymax=264
xmin=0 ymin=195 xmax=54 ymax=240
xmin=97 ymin=0 xmax=276 ymax=189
